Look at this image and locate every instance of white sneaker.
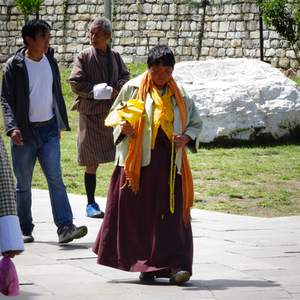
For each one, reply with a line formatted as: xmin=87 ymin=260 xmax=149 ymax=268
xmin=58 ymin=224 xmax=88 ymax=243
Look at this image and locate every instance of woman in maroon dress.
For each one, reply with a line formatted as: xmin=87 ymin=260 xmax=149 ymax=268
xmin=93 ymin=45 xmax=202 ymax=285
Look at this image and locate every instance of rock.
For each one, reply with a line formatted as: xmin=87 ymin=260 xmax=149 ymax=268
xmin=286 ymin=68 xmax=296 ymax=79
xmin=173 ymin=58 xmax=300 ymax=143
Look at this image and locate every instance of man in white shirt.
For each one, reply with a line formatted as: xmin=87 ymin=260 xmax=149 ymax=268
xmin=1 ymin=19 xmax=88 ymax=244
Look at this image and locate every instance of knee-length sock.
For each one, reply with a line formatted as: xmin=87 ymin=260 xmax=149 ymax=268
xmin=85 ymin=172 xmax=96 ymax=206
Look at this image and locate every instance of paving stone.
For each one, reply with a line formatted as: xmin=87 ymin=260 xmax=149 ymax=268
xmin=4 ymin=189 xmax=299 ymax=300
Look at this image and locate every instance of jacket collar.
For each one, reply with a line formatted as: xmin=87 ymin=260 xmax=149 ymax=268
xmin=130 ymin=71 xmax=148 ymax=88
xmin=92 ymin=44 xmax=112 ymax=56
xmin=13 ymin=47 xmax=54 ymax=67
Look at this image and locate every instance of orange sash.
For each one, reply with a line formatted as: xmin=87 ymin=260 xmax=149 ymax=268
xmin=123 ymin=71 xmax=194 ymax=226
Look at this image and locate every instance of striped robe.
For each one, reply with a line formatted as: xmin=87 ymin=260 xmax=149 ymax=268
xmin=0 ymin=134 xmax=24 ymax=254
xmin=69 ymin=46 xmax=130 ymax=166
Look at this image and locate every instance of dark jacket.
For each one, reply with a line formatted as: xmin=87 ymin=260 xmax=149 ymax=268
xmin=1 ymin=47 xmax=70 ymax=138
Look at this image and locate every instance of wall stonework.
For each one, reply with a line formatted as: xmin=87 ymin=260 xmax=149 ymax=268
xmin=0 ymin=0 xmax=299 ymax=72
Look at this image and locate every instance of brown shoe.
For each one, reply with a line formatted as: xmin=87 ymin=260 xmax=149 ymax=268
xmin=170 ymin=270 xmax=190 ymax=285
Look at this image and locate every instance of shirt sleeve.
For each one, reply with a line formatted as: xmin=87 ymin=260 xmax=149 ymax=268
xmin=0 ymin=215 xmax=24 ymax=254
xmin=0 ymin=59 xmax=19 ymax=136
xmin=116 ymin=53 xmax=130 ymax=84
xmin=69 ymin=52 xmax=94 ymax=99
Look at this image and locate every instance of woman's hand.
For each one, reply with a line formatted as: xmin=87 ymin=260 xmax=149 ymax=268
xmin=2 ymin=250 xmax=20 ymax=258
xmin=121 ymin=122 xmax=134 ymax=136
xmin=172 ymin=133 xmax=191 ymax=149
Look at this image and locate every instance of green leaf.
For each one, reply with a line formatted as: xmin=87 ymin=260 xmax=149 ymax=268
xmin=14 ymin=0 xmax=44 ymax=22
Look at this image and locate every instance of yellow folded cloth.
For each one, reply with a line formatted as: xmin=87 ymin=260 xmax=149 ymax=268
xmin=105 ymin=99 xmax=145 ymax=126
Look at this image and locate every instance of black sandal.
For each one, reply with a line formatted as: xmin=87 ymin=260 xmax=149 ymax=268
xmin=139 ymin=272 xmax=155 ymax=282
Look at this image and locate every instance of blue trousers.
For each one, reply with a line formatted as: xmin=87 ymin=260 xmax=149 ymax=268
xmin=11 ymin=121 xmax=73 ymax=234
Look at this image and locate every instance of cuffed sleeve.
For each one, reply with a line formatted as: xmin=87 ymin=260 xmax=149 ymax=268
xmin=0 ymin=215 xmax=24 ymax=255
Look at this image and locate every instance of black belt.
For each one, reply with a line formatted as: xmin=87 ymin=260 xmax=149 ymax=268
xmin=29 ymin=116 xmax=56 ymax=129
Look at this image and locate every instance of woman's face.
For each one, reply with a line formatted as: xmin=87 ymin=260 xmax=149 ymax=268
xmin=148 ymin=62 xmax=173 ymax=90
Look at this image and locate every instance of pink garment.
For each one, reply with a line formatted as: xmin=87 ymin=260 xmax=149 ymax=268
xmin=0 ymin=257 xmax=20 ymax=296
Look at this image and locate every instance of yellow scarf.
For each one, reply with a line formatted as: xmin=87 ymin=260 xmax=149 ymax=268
xmin=123 ymin=71 xmax=194 ymax=226
xmin=150 ymin=81 xmax=174 ymax=149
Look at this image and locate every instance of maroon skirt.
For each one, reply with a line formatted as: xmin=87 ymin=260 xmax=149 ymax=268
xmin=92 ymin=129 xmax=193 ymax=278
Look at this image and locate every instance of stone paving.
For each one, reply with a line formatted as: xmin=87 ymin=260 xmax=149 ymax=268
xmin=4 ymin=189 xmax=300 ymax=300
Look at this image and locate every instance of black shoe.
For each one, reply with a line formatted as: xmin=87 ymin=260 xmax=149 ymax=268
xmin=22 ymin=228 xmax=34 ymax=243
xmin=139 ymin=272 xmax=155 ymax=282
xmin=58 ymin=224 xmax=88 ymax=243
xmin=170 ymin=270 xmax=190 ymax=285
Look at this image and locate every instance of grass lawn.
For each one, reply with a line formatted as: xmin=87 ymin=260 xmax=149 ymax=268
xmin=1 ymin=63 xmax=300 ymax=218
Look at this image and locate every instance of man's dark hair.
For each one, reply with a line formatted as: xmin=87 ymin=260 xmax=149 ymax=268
xmin=147 ymin=45 xmax=175 ymax=68
xmin=22 ymin=19 xmax=51 ymax=46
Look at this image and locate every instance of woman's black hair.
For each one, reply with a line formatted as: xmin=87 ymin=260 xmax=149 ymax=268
xmin=147 ymin=45 xmax=175 ymax=68
xmin=22 ymin=19 xmax=51 ymax=46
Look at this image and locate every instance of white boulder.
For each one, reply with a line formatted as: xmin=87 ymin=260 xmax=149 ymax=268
xmin=173 ymin=58 xmax=300 ymax=143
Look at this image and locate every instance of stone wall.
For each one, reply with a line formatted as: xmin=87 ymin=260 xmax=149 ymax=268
xmin=0 ymin=0 xmax=298 ymax=72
